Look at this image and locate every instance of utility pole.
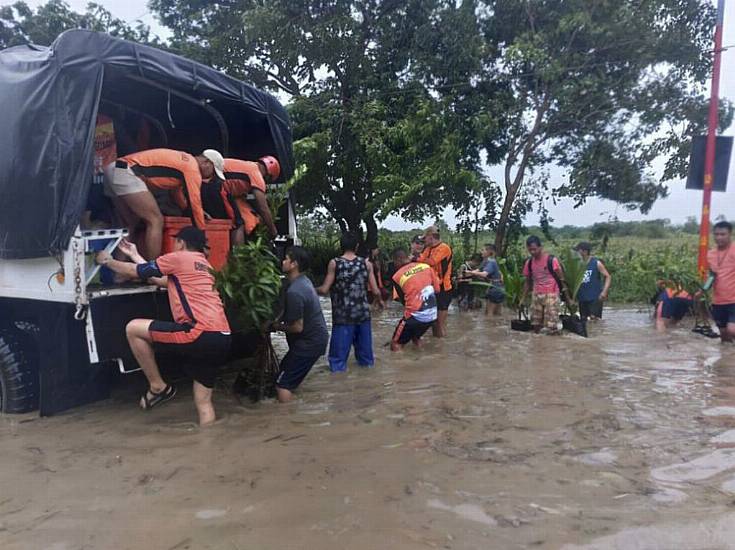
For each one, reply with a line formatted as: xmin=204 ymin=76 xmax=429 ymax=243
xmin=697 ymin=0 xmax=726 ymax=278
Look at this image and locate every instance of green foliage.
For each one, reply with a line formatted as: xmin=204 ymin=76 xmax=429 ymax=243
xmin=149 ymin=0 xmax=502 ymax=247
xmin=3 ymin=1 xmax=729 ymax=261
xmin=499 ymin=260 xmax=525 ymax=312
xmin=214 ymin=238 xmax=282 ymax=333
xmin=479 ymin=0 xmax=732 ymax=249
xmin=298 ymin=235 xmax=340 ymax=283
xmin=557 ymin=248 xmax=586 ymax=315
xmin=0 ymin=1 xmax=159 ymax=48
xmin=267 ymin=162 xmax=306 ymax=221
xmin=299 ymin=221 xmax=713 ymax=307
xmin=598 ymin=239 xmax=700 ymax=303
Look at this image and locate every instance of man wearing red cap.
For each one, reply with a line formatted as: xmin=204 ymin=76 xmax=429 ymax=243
xmin=217 ymin=156 xmax=281 ymax=241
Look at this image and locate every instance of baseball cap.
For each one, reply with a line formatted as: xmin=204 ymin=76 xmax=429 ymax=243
xmin=202 ymin=149 xmax=226 ymax=180
xmin=411 ymin=234 xmax=425 ymax=244
xmin=574 ymin=241 xmax=592 ymax=252
xmin=175 ymin=226 xmax=208 ymax=252
xmin=424 ymin=225 xmax=440 ymax=238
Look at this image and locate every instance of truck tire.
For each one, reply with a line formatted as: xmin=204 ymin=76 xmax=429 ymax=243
xmin=0 ymin=323 xmax=40 ymax=413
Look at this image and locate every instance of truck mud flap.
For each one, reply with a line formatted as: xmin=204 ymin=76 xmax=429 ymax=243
xmin=38 ymin=303 xmax=113 ymax=416
xmin=39 ymin=292 xmax=172 ymax=415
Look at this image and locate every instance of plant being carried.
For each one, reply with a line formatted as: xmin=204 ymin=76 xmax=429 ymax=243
xmin=556 ymin=248 xmax=588 ymax=337
xmin=214 ymin=237 xmax=283 ymax=401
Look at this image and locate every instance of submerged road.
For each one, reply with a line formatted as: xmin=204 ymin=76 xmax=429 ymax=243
xmin=1 ymin=303 xmax=734 ymax=549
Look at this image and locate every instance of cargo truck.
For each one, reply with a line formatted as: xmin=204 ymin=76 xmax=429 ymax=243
xmin=0 ymin=30 xmax=296 ymax=415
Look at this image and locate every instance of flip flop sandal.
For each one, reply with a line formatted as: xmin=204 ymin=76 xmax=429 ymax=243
xmin=140 ymin=384 xmax=177 ymax=410
xmin=701 ymin=327 xmax=720 ymax=339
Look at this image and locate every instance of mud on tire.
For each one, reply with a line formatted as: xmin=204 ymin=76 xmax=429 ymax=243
xmin=0 ymin=323 xmax=40 ymax=413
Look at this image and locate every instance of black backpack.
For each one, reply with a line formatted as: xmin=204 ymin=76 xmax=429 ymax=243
xmin=525 ymin=255 xmax=566 ymax=302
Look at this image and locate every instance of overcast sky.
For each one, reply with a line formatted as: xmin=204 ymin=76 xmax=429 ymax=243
xmin=19 ymin=0 xmax=735 ymax=228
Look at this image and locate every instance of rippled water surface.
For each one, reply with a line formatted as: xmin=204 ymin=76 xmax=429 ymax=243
xmin=2 ymin=303 xmax=735 ymax=549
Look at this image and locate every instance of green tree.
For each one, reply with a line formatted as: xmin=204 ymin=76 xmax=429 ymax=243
xmin=476 ymin=0 xmax=732 ymax=250
xmin=151 ymin=0 xmax=497 ymax=248
xmin=0 ymin=0 xmax=159 ymax=48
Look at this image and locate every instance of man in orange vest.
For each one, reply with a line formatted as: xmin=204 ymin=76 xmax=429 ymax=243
xmin=104 ymin=148 xmax=225 ymax=259
xmin=216 ymin=156 xmax=280 ymax=243
xmin=418 ymin=225 xmax=453 ymax=337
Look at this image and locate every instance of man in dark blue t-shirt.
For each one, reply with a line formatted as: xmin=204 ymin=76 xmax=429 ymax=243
xmin=271 ymin=246 xmax=329 ymax=402
xmin=575 ymin=242 xmax=612 ymax=320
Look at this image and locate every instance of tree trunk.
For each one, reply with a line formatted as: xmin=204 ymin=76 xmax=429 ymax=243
xmin=494 ymin=97 xmax=549 ymax=253
xmin=494 ymin=187 xmax=517 ymax=252
xmin=363 ymin=213 xmax=378 ymax=251
xmin=494 ymin=156 xmax=524 ymax=253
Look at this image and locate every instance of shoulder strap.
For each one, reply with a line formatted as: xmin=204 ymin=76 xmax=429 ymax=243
xmin=525 ymin=258 xmax=533 ymax=279
xmin=547 ymin=254 xmax=565 ymax=293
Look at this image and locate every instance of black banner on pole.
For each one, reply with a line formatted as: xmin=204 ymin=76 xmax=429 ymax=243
xmin=686 ymin=135 xmax=732 ymax=192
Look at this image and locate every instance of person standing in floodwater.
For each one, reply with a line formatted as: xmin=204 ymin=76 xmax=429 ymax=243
xmin=575 ymin=242 xmax=612 ymax=321
xmin=390 ymin=249 xmax=440 ymax=351
xmin=468 ymin=243 xmax=506 ymax=316
xmin=271 ymin=247 xmax=329 ymax=402
xmin=317 ymin=232 xmax=383 ymax=372
xmin=522 ymin=236 xmax=567 ymax=334
xmin=419 ymin=226 xmax=453 ymax=337
xmin=707 ymin=221 xmax=735 ymax=343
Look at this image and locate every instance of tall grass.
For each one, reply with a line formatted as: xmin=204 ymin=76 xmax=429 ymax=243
xmin=302 ymin=231 xmax=699 ymax=304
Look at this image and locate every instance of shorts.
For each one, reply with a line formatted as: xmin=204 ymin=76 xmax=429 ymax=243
xmin=486 ymin=286 xmax=506 ymax=304
xmin=579 ymin=299 xmax=603 ymax=319
xmin=276 ymin=351 xmax=321 ymax=390
xmin=711 ymin=303 xmax=735 ymax=328
xmin=659 ymin=296 xmax=692 ymax=321
xmin=149 ymin=321 xmax=231 ymax=388
xmin=531 ymin=293 xmax=560 ymax=331
xmin=392 ymin=315 xmax=433 ymax=346
xmin=103 ymin=161 xmax=147 ymax=197
xmin=436 ymin=290 xmax=452 ymax=311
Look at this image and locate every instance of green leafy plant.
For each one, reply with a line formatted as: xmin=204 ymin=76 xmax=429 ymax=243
xmin=214 ymin=237 xmax=284 ymax=402
xmin=214 ymin=237 xmax=282 ymax=333
xmin=499 ymin=260 xmax=525 ymax=311
xmin=558 ymin=248 xmax=586 ymax=316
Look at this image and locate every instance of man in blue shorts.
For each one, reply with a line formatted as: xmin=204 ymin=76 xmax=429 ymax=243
xmin=271 ymin=246 xmax=329 ymax=402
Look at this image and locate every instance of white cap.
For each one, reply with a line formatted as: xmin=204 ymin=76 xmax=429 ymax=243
xmin=201 ymin=149 xmax=226 ymax=180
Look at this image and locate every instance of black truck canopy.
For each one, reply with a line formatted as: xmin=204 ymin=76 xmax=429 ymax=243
xmin=0 ymin=30 xmax=294 ymax=259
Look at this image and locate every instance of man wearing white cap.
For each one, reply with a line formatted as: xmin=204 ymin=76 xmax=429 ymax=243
xmin=104 ymin=148 xmax=225 ymax=259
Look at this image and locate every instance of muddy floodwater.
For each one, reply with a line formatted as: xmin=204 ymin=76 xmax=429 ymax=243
xmin=3 ymin=303 xmax=735 ymax=550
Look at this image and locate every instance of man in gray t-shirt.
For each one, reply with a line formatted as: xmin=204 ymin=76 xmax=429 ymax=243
xmin=271 ymin=246 xmax=329 ymax=403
